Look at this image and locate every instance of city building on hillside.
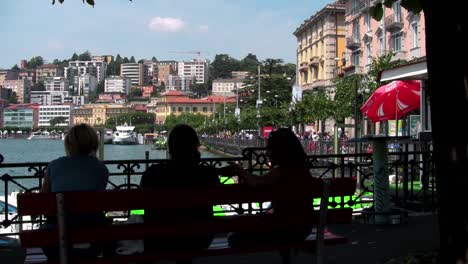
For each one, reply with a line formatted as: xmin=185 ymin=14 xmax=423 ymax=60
xmin=155 ymin=64 xmax=176 ymax=86
xmin=178 ymin=59 xmax=209 ymax=84
xmin=77 ymin=74 xmax=97 ymax=101
xmin=343 ymin=0 xmax=425 ymax=75
xmin=36 ymin=64 xmax=63 ymax=82
xmin=143 ymin=60 xmax=159 ymax=85
xmin=294 ymin=1 xmax=346 ymax=91
xmin=91 ymin=55 xmax=114 ymax=64
xmin=156 ymin=60 xmax=178 ymax=74
xmin=105 ymin=76 xmax=131 ymax=94
xmin=155 ymin=90 xmax=235 ymax=123
xmin=63 ymin=95 xmax=85 ymax=106
xmin=73 ymin=104 xmax=134 ymax=126
xmin=166 ymin=75 xmax=196 ymax=91
xmin=0 ymin=99 xmax=9 ymax=128
xmin=140 ymin=85 xmax=154 ymax=98
xmin=66 ymin=66 xmax=97 ymax=90
xmin=121 ymin=63 xmax=146 ymax=87
xmin=2 ymin=79 xmax=30 ymax=103
xmin=0 ymin=86 xmax=12 ymax=100
xmin=20 ymin=60 xmax=28 ymax=69
xmin=44 ymin=77 xmax=69 ymax=92
xmin=19 ymin=69 xmax=36 ymax=87
xmin=3 ymin=104 xmax=39 ymax=128
xmin=97 ymin=93 xmax=126 ymax=104
xmin=231 ymin=71 xmax=250 ymax=80
xmin=0 ymin=69 xmax=20 ymax=86
xmin=212 ymin=79 xmax=245 ymax=96
xmin=38 ymin=105 xmax=72 ymax=127
xmin=30 ymin=91 xmax=69 ymax=105
xmin=66 ymin=60 xmax=107 ymax=83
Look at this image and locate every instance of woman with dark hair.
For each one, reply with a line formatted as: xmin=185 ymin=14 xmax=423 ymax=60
xmin=225 ymin=127 xmax=319 ymax=247
xmin=140 ymin=124 xmax=220 ymax=260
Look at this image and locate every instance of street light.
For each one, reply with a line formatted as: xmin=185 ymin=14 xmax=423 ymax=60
xmin=256 ymin=65 xmax=262 ymax=137
xmin=274 ymin=94 xmax=279 ymax=108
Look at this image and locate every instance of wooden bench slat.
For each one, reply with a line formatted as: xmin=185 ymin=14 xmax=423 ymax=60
xmin=20 ymin=209 xmax=352 ymax=247
xmin=17 ymin=178 xmax=356 ymax=216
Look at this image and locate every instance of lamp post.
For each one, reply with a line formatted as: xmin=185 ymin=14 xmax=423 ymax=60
xmin=256 ymin=65 xmax=262 ymax=137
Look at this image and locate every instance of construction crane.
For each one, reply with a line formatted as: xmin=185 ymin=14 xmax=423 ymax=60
xmin=169 ymin=51 xmax=203 ymax=56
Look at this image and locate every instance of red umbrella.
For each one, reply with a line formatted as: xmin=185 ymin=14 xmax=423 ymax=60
xmin=360 ymin=80 xmax=420 ymax=123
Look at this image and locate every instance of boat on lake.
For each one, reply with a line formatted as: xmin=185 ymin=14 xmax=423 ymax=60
xmin=112 ymin=124 xmax=138 ymax=145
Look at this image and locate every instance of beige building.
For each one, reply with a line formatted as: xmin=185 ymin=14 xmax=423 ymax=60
xmin=91 ymin=55 xmax=114 ymax=64
xmin=294 ymin=1 xmax=346 ymax=91
xmin=121 ymin=63 xmax=145 ymax=87
xmin=73 ymin=104 xmax=134 ymax=126
xmin=2 ymin=79 xmax=29 ymax=103
xmin=36 ymin=64 xmax=63 ymax=82
xmin=156 ymin=64 xmax=176 ymax=86
xmin=0 ymin=69 xmax=19 ymax=86
xmin=155 ymin=90 xmax=235 ymax=123
xmin=212 ymin=79 xmax=244 ymax=96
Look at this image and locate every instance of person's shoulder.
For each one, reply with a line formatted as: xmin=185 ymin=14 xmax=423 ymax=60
xmin=48 ymin=156 xmax=69 ymax=167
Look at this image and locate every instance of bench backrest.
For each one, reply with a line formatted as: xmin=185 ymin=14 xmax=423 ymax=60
xmin=17 ymin=177 xmax=356 ymax=248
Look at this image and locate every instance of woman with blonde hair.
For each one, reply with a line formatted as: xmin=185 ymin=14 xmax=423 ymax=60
xmin=41 ymin=123 xmax=111 ymax=260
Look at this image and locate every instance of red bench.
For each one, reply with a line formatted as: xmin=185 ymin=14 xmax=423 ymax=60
xmin=17 ymin=177 xmax=356 ymax=264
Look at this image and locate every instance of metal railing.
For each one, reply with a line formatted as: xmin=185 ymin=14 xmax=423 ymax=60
xmin=1 ymin=143 xmax=435 ymax=237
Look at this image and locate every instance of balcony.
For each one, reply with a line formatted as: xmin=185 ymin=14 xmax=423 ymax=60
xmin=390 ymin=51 xmax=408 ymax=62
xmin=385 ymin=15 xmax=404 ymax=31
xmin=310 ymin=56 xmax=320 ymax=66
xmin=346 ymin=35 xmax=361 ymax=50
xmin=343 ymin=65 xmax=366 ymax=76
xmin=299 ymin=62 xmax=309 ymax=72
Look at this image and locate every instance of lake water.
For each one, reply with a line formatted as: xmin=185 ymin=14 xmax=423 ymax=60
xmin=0 ymin=139 xmax=220 ymax=196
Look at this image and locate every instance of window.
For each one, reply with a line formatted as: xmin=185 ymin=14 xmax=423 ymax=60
xmin=378 ymin=33 xmax=384 ymax=54
xmin=185 ymin=107 xmax=190 ymax=112
xmin=365 ymin=13 xmax=371 ymax=32
xmin=352 ymin=20 xmax=360 ymax=38
xmin=351 ymin=50 xmax=360 ymax=66
xmin=393 ymin=1 xmax=402 ymax=22
xmin=192 ymin=107 xmax=198 ymax=112
xmin=366 ymin=42 xmax=372 ymax=65
xmin=171 ymin=107 xmax=176 ymax=112
xmin=411 ymin=22 xmax=419 ymax=48
xmin=178 ymin=107 xmax=183 ymax=112
xmin=391 ymin=32 xmax=403 ymax=52
xmin=203 ymin=107 xmax=208 ymax=113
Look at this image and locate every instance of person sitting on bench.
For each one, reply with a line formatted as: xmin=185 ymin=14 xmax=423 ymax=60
xmin=40 ymin=123 xmax=111 ymax=260
xmin=140 ymin=124 xmax=220 ymax=261
xmin=224 ymin=128 xmax=319 ymax=247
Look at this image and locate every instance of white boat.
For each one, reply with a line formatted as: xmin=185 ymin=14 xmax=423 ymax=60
xmin=104 ymin=129 xmax=114 ymax=144
xmin=113 ymin=125 xmax=138 ymax=145
xmin=27 ymin=131 xmax=54 ymax=140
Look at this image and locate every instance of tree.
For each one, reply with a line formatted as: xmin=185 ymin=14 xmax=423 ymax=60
xmin=78 ymin=51 xmax=91 ymax=61
xmin=122 ymin=57 xmax=130 ymax=64
xmin=151 ymin=56 xmax=157 ymax=62
xmin=129 ymin=87 xmax=142 ymax=98
xmin=368 ymin=1 xmax=468 ymax=262
xmin=190 ymin=83 xmax=209 ymax=98
xmin=130 ymin=56 xmax=136 ymax=63
xmin=70 ymin=53 xmax=79 ymax=61
xmin=240 ymin=53 xmax=260 ymax=73
xmin=31 ymin=81 xmax=45 ymax=91
xmin=262 ymin=58 xmax=284 ymax=76
xmin=27 ymin=56 xmax=44 ymax=69
xmin=137 ymin=59 xmax=144 ymax=64
xmin=210 ymin=54 xmax=241 ymax=79
xmin=11 ymin=64 xmax=20 ymax=71
xmin=49 ymin=116 xmax=67 ymax=127
xmin=7 ymin=92 xmax=18 ymax=104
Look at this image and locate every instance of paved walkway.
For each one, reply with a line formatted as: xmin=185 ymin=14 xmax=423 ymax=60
xmin=0 ymin=214 xmax=438 ymax=264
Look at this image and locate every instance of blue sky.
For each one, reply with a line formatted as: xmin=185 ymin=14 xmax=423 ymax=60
xmin=0 ymin=0 xmax=334 ymax=68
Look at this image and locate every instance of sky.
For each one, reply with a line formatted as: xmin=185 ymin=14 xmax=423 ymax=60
xmin=0 ymin=0 xmax=335 ymax=68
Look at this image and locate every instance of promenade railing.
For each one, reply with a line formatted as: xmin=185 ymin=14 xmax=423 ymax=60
xmin=0 ymin=144 xmax=435 ymax=237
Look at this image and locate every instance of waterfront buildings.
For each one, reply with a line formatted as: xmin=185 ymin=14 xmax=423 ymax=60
xmin=105 ymin=76 xmax=131 ymax=94
xmin=73 ymin=104 xmax=134 ymax=126
xmin=155 ymin=90 xmax=235 ymax=123
xmin=2 ymin=104 xmax=39 ymax=128
xmin=294 ymin=1 xmax=346 ymax=91
xmin=178 ymin=59 xmax=209 ymax=84
xmin=38 ymin=105 xmax=72 ymax=127
xmin=120 ymin=63 xmax=146 ymax=87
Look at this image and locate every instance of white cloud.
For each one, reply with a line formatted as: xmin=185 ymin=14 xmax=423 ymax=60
xmin=47 ymin=40 xmax=64 ymax=50
xmin=197 ymin=25 xmax=209 ymax=32
xmin=148 ymin=17 xmax=185 ymax=32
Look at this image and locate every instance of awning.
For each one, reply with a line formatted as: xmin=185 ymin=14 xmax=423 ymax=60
xmin=379 ymin=60 xmax=428 ymax=82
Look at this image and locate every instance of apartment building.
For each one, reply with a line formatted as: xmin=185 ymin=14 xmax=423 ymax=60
xmin=166 ymin=75 xmax=196 ymax=91
xmin=143 ymin=60 xmax=159 ymax=85
xmin=343 ymin=0 xmax=425 ymax=74
xmin=65 ymin=60 xmax=107 ymax=84
xmin=36 ymin=64 xmax=63 ymax=82
xmin=91 ymin=55 xmax=114 ymax=64
xmin=30 ymin=91 xmax=69 ymax=105
xmin=294 ymin=1 xmax=346 ymax=91
xmin=2 ymin=79 xmax=30 ymax=103
xmin=105 ymin=76 xmax=131 ymax=94
xmin=3 ymin=104 xmax=39 ymax=128
xmin=44 ymin=77 xmax=69 ymax=92
xmin=212 ymin=79 xmax=245 ymax=96
xmin=38 ymin=105 xmax=72 ymax=127
xmin=0 ymin=69 xmax=19 ymax=86
xmin=157 ymin=61 xmax=178 ymax=74
xmin=19 ymin=69 xmax=36 ymax=87
xmin=155 ymin=90 xmax=235 ymax=123
xmin=121 ymin=63 xmax=145 ymax=87
xmin=77 ymin=74 xmax=97 ymax=101
xmin=178 ymin=59 xmax=209 ymax=84
xmin=156 ymin=64 xmax=176 ymax=86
